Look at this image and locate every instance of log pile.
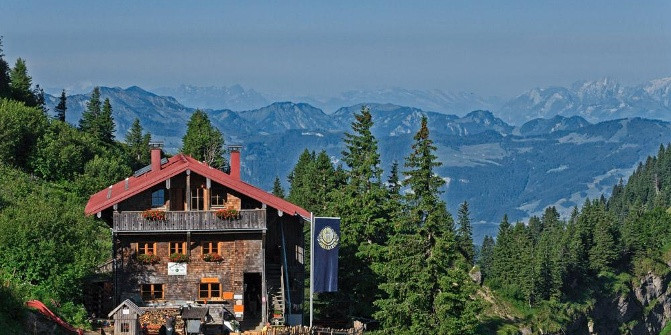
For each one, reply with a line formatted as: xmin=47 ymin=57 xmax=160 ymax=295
xmin=139 ymin=308 xmax=184 ymax=335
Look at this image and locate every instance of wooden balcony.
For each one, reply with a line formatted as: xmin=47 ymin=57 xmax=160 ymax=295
xmin=113 ymin=209 xmax=266 ymax=232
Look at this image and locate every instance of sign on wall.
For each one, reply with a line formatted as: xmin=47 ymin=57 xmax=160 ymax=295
xmin=168 ymin=262 xmax=187 ymax=275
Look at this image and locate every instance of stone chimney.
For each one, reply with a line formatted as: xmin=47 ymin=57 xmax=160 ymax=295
xmin=228 ymin=145 xmax=242 ymax=180
xmin=150 ymin=142 xmax=164 ymax=172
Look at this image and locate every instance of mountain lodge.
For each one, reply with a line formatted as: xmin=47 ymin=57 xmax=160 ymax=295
xmin=85 ymin=145 xmax=309 ymax=331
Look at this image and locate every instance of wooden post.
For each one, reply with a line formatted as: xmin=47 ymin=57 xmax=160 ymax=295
xmin=186 ymin=172 xmax=191 ymax=211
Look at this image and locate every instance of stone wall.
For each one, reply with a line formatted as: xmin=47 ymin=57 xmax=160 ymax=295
xmin=116 ymin=232 xmax=263 ymax=306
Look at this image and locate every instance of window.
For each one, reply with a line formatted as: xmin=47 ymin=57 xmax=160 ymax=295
xmin=151 ymin=189 xmax=165 ymax=208
xmin=210 ymin=187 xmax=227 ymax=207
xmin=170 ymin=242 xmax=187 ymax=255
xmin=120 ymin=322 xmax=130 ymax=333
xmin=137 ymin=242 xmax=156 ymax=255
xmin=202 ymin=241 xmax=219 ymax=255
xmin=295 ymin=245 xmax=304 ymax=264
xmin=199 ymin=282 xmax=221 ymax=299
xmin=140 ymin=284 xmax=164 ymax=300
xmin=191 ymin=187 xmax=204 ymax=210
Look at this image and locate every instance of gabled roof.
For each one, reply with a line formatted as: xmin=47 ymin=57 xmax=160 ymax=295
xmin=85 ymin=153 xmax=310 ymax=219
xmin=108 ymin=299 xmax=142 ymax=317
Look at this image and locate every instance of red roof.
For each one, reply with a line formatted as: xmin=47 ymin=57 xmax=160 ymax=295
xmin=85 ymin=154 xmax=310 ymax=219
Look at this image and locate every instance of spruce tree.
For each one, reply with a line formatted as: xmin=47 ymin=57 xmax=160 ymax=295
xmin=272 ymin=176 xmax=285 ymax=198
xmin=479 ymin=235 xmax=495 ymax=279
xmin=375 ymin=116 xmax=479 ymax=334
xmin=99 ymin=98 xmax=116 ymax=143
xmin=124 ymin=118 xmax=151 ymax=170
xmin=457 ymin=201 xmax=475 ymax=265
xmin=287 ymin=149 xmax=316 ymax=210
xmin=325 ymin=105 xmax=392 ymax=319
xmin=0 ymin=37 xmax=10 ymax=99
xmin=55 ymin=89 xmax=67 ymax=122
xmin=9 ymin=58 xmax=37 ymax=106
xmin=182 ymin=109 xmax=226 ymax=169
xmin=79 ymin=87 xmax=102 ymax=134
xmin=386 ymin=160 xmax=400 ymax=195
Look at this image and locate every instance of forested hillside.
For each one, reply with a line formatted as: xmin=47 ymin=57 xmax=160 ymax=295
xmin=471 ymin=144 xmax=671 ymax=334
xmin=0 ymin=40 xmax=229 ymax=332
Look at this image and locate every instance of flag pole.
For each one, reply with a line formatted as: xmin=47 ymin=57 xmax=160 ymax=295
xmin=309 ymin=212 xmax=314 ymax=328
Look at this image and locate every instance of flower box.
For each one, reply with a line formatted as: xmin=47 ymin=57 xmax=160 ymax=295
xmin=169 ymin=253 xmax=189 ymax=263
xmin=141 ymin=209 xmax=166 ymax=221
xmin=203 ymin=253 xmax=223 ymax=262
xmin=137 ymin=253 xmax=160 ymax=264
xmin=215 ymin=209 xmax=239 ymax=220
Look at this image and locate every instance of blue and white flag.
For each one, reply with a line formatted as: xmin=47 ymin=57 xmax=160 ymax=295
xmin=313 ymin=217 xmax=340 ymax=293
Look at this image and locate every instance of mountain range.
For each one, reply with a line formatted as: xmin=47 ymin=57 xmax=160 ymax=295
xmin=146 ymin=77 xmax=671 ymax=125
xmin=500 ymin=77 xmax=671 ymax=125
xmin=44 ymin=80 xmax=671 ymax=243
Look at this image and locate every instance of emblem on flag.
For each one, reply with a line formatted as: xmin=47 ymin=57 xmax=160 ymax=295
xmin=317 ymin=226 xmax=339 ymax=250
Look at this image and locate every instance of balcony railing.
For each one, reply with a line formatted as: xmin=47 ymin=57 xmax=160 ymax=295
xmin=113 ymin=209 xmax=266 ymax=232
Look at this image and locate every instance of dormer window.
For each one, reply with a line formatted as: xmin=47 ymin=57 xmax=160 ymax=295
xmin=151 ymin=189 xmax=165 ymax=208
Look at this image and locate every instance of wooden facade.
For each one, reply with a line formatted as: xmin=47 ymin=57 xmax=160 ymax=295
xmin=87 ymin=149 xmax=308 ymax=330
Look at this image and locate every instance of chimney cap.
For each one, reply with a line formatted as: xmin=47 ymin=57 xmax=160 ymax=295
xmin=149 ymin=141 xmax=164 ymax=149
xmin=227 ymin=144 xmax=242 ymax=151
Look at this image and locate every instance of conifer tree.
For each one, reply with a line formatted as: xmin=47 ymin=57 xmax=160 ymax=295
xmin=79 ymin=87 xmax=101 ymax=134
xmin=287 ymin=149 xmax=316 ymax=210
xmin=272 ymin=176 xmax=285 ymax=198
xmin=325 ymin=105 xmax=392 ymax=319
xmin=9 ymin=58 xmax=37 ymax=106
xmin=182 ymin=109 xmax=226 ymax=169
xmin=457 ymin=201 xmax=475 ymax=265
xmin=99 ymin=98 xmax=116 ymax=143
xmin=55 ymin=89 xmax=67 ymax=122
xmin=479 ymin=235 xmax=495 ymax=279
xmin=375 ymin=116 xmax=479 ymax=334
xmin=0 ymin=37 xmax=10 ymax=99
xmin=386 ymin=160 xmax=400 ymax=195
xmin=341 ymin=105 xmax=382 ymax=188
xmin=124 ymin=118 xmax=151 ymax=170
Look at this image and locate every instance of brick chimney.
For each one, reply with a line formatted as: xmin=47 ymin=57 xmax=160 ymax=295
xmin=228 ymin=145 xmax=242 ymax=180
xmin=150 ymin=142 xmax=164 ymax=172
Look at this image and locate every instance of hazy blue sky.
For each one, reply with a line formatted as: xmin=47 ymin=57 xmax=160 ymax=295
xmin=1 ymin=1 xmax=669 ymax=97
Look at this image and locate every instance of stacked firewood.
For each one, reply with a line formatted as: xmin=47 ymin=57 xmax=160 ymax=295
xmin=139 ymin=308 xmax=184 ymax=335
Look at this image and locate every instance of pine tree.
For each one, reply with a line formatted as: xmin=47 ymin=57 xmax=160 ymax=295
xmin=79 ymin=87 xmax=101 ymax=134
xmin=457 ymin=201 xmax=475 ymax=265
xmin=386 ymin=160 xmax=400 ymax=195
xmin=0 ymin=37 xmax=10 ymax=99
xmin=182 ymin=109 xmax=226 ymax=169
xmin=124 ymin=118 xmax=151 ymax=170
xmin=341 ymin=105 xmax=382 ymax=188
xmin=9 ymin=58 xmax=37 ymax=106
xmin=375 ymin=116 xmax=479 ymax=334
xmin=55 ymin=89 xmax=67 ymax=122
xmin=79 ymin=89 xmax=115 ymax=144
xmin=479 ymin=235 xmax=495 ymax=279
xmin=324 ymin=105 xmax=392 ymax=319
xmin=272 ymin=176 xmax=285 ymax=198
xmin=99 ymin=98 xmax=116 ymax=143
